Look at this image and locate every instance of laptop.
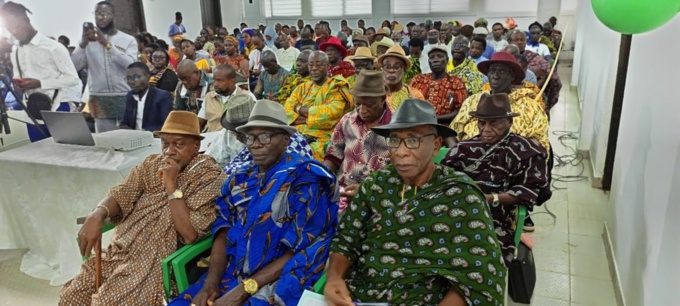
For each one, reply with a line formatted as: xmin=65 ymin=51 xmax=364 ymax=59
xmin=40 ymin=111 xmax=95 ymax=146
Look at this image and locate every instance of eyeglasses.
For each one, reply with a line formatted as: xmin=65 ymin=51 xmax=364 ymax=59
xmin=386 ymin=133 xmax=437 ymax=149
xmin=245 ymin=132 xmax=286 ymax=146
xmin=125 ymin=75 xmax=144 ymax=83
xmin=151 ymin=55 xmax=167 ymax=61
xmin=382 ymin=65 xmax=404 ymax=72
xmin=452 ymin=42 xmax=469 ymax=49
xmin=93 ymin=12 xmax=111 ymax=18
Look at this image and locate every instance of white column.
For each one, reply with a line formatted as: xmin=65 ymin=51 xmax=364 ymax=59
xmin=537 ymin=0 xmax=561 ymax=23
xmin=371 ymin=0 xmax=392 ymax=28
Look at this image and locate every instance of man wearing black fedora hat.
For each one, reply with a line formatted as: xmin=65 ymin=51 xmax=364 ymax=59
xmin=326 ymin=99 xmax=505 ymax=305
xmin=324 ymin=70 xmax=391 ymax=211
xmin=443 ymin=93 xmax=550 ymax=264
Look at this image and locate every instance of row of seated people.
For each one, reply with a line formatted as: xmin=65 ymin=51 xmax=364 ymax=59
xmin=60 ymin=69 xmax=550 ymax=305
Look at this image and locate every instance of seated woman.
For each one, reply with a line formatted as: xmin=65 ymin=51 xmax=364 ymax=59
xmin=169 ymin=101 xmax=338 ymax=306
xmin=149 ymin=49 xmax=179 ymax=93
xmin=442 ymin=93 xmax=551 ymax=264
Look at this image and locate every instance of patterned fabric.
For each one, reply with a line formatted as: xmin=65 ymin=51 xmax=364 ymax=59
xmin=524 ymin=50 xmax=562 ymax=110
xmin=150 ymin=67 xmax=179 ymax=93
xmin=212 ymin=52 xmax=248 ymax=74
xmin=174 ymin=72 xmax=214 ymax=114
xmin=386 ymin=85 xmax=424 ymax=111
xmin=324 ymin=109 xmax=392 ymax=188
xmin=443 ymin=134 xmax=550 ymax=264
xmin=169 ymin=48 xmax=182 ymax=69
xmin=284 ymin=76 xmax=354 ymax=160
xmin=450 ymin=89 xmax=550 ymax=150
xmin=481 ymin=82 xmax=544 ymax=110
xmin=409 ymin=73 xmax=468 ymax=114
xmin=331 ymin=164 xmax=506 ymax=306
xmin=170 ymin=153 xmax=338 ymax=306
xmin=449 ymin=57 xmax=486 ymax=97
xmin=278 ymin=74 xmax=311 ymax=103
xmin=59 ymin=154 xmax=225 ymax=306
xmin=254 ymin=66 xmax=290 ymax=102
xmin=404 ymin=57 xmax=422 ymax=84
xmin=329 ymin=60 xmax=356 ymax=79
xmin=539 ymin=36 xmax=556 ymax=56
xmin=88 ymin=95 xmax=127 ymax=119
xmin=224 ymin=132 xmax=314 ymax=175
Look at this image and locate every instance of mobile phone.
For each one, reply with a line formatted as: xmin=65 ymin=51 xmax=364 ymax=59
xmin=83 ymin=22 xmax=95 ymax=30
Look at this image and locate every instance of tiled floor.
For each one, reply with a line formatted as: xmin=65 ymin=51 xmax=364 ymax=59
xmin=0 ymin=66 xmax=619 ymax=305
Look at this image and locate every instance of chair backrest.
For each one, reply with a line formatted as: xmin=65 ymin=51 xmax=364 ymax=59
xmin=434 ymin=147 xmax=451 ymax=164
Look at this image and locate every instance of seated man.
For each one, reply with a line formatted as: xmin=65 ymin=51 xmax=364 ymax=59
xmin=60 ymin=111 xmax=226 ymax=305
xmin=169 ymin=100 xmax=339 ymax=306
xmin=409 ymin=45 xmax=468 ymax=126
xmin=198 ymin=64 xmax=256 ymax=132
xmin=377 ymin=45 xmax=424 ymax=111
xmin=181 ymin=39 xmax=213 ymax=73
xmin=278 ymin=49 xmax=312 ymax=103
xmin=449 ymin=36 xmax=486 ymax=97
xmin=253 ymin=50 xmax=290 ymax=102
xmin=284 ymin=51 xmax=354 ymax=160
xmin=320 ymin=36 xmax=356 ymax=78
xmin=325 ymin=99 xmax=506 ymax=306
xmin=223 ymin=99 xmax=314 ymax=175
xmin=175 ymin=59 xmax=214 ymax=114
xmin=344 ymin=47 xmax=374 ymax=87
xmin=120 ymin=62 xmax=173 ymax=131
xmin=443 ymin=93 xmax=550 ymax=264
xmin=324 ymin=70 xmax=391 ymax=211
xmin=205 ymin=95 xmax=255 ymax=168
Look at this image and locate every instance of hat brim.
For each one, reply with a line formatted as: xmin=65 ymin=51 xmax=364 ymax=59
xmin=372 ymin=123 xmax=457 ymax=138
xmin=469 ymin=111 xmax=520 ymax=119
xmin=319 ymin=42 xmax=348 ymax=57
xmin=153 ymin=129 xmax=205 ymax=140
xmin=477 ymin=60 xmax=525 ymax=85
xmin=235 ymin=120 xmax=298 ymax=135
xmin=376 ymin=52 xmax=412 ymax=71
xmin=349 ymin=85 xmax=388 ymax=97
xmin=220 ymin=111 xmax=248 ymax=132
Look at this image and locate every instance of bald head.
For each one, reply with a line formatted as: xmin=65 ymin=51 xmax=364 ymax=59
xmin=298 ymin=49 xmax=313 ymax=59
xmin=261 ymin=50 xmax=277 ymax=63
xmin=503 ymin=44 xmax=520 ymax=55
xmin=177 ymin=59 xmax=198 ymax=74
xmin=309 ymin=51 xmax=329 ymax=84
xmin=177 ymin=59 xmax=201 ymax=90
xmin=309 ymin=51 xmax=329 ymax=64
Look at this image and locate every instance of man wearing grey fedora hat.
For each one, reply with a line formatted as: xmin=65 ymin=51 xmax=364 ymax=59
xmin=221 ymin=99 xmax=314 ymax=175
xmin=442 ymin=93 xmax=550 ymax=264
xmin=323 ymin=70 xmax=391 ymax=211
xmin=171 ymin=100 xmax=338 ymax=306
xmin=325 ymin=98 xmax=506 ymax=305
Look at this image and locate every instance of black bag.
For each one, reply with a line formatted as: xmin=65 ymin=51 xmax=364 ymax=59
xmin=15 ymin=49 xmax=58 ymax=120
xmin=508 ymin=242 xmax=536 ymax=304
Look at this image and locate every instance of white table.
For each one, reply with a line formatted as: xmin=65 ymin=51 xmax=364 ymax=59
xmin=0 ymin=138 xmax=160 ymax=285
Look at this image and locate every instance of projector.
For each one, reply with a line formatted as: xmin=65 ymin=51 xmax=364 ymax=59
xmin=94 ymin=130 xmax=154 ymax=151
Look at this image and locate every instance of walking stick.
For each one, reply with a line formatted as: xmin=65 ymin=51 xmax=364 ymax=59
xmin=95 ymin=238 xmax=102 ymax=291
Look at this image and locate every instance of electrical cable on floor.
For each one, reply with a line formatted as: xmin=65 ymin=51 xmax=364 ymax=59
xmin=527 ymin=130 xmax=587 ymax=222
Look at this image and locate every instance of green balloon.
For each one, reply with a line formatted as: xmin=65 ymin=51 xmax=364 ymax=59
xmin=591 ymin=0 xmax=680 ymax=34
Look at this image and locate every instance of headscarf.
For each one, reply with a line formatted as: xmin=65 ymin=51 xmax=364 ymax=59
xmin=264 ymin=26 xmax=277 ymax=48
xmin=242 ymin=28 xmax=255 ymax=37
xmin=224 ymin=35 xmax=239 ymax=46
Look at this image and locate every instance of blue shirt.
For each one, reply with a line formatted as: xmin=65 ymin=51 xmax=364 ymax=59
xmin=482 ymin=45 xmax=495 ymax=59
xmin=525 ymin=69 xmax=538 ymax=85
xmin=168 ymin=23 xmax=186 ymax=37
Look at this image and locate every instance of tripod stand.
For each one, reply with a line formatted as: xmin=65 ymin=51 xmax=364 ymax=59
xmin=0 ymin=57 xmax=47 ymax=137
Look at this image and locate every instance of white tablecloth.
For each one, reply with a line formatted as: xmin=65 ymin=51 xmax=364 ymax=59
xmin=0 ymin=139 xmax=160 ymax=285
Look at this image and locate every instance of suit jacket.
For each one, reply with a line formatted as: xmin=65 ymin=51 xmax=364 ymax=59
xmin=121 ymin=86 xmax=173 ymax=131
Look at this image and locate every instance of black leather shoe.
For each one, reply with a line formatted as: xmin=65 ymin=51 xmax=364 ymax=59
xmin=523 ymin=215 xmax=535 ymax=232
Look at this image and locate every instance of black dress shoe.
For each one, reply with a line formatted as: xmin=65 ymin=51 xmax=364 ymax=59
xmin=523 ymin=215 xmax=535 ymax=232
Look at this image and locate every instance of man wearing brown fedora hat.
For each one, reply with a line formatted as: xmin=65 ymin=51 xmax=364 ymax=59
xmin=284 ymin=51 xmax=353 ymax=161
xmin=344 ymin=46 xmax=375 ymax=87
xmin=63 ymin=111 xmax=225 ymax=305
xmin=450 ymin=51 xmax=550 ymax=151
xmin=171 ymin=100 xmax=338 ymax=306
xmin=320 ymin=36 xmax=356 ymax=78
xmin=409 ymin=44 xmax=468 ymax=125
xmin=377 ymin=45 xmax=424 ymax=111
xmin=325 ymin=98 xmax=505 ymax=306
xmin=443 ymin=93 xmax=550 ymax=264
xmin=324 ymin=70 xmax=391 ymax=211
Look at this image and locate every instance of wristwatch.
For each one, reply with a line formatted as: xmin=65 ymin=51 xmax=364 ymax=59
xmin=243 ymin=278 xmax=258 ymax=295
xmin=167 ymin=189 xmax=183 ymax=201
xmin=491 ymin=193 xmax=500 ymax=207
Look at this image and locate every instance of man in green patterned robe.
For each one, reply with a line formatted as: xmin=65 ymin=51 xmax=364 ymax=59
xmin=325 ymin=99 xmax=506 ymax=306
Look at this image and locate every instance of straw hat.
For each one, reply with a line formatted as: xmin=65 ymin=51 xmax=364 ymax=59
xmin=235 ymin=100 xmax=297 ymax=135
xmin=348 ymin=47 xmax=375 ymax=61
xmin=376 ymin=45 xmax=412 ymax=71
xmin=153 ymin=111 xmax=204 ymax=139
xmin=370 ymin=37 xmax=395 ymax=54
xmin=349 ymin=70 xmax=387 ymax=97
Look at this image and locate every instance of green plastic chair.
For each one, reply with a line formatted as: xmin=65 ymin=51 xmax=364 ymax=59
xmin=434 ymin=147 xmax=451 ymax=164
xmin=76 ymin=218 xmax=212 ymax=300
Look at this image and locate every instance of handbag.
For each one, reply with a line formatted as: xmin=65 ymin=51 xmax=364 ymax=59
xmin=507 ymin=241 xmax=536 ymax=304
xmin=15 ymin=49 xmax=58 ymax=120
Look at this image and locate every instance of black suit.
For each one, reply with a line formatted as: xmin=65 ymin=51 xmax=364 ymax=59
xmin=121 ymin=87 xmax=173 ymax=131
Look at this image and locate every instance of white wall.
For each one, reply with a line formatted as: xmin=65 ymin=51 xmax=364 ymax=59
xmin=11 ymin=0 xmax=96 ymax=44
xmin=572 ymin=0 xmax=618 ymax=179
xmin=605 ymin=14 xmax=680 ymax=306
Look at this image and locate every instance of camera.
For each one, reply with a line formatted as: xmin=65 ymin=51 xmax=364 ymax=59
xmin=83 ymin=22 xmax=95 ymax=30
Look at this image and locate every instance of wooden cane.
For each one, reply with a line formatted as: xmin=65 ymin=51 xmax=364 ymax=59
xmin=95 ymin=238 xmax=102 ymax=291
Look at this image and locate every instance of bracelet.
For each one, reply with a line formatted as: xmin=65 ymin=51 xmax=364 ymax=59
xmin=96 ymin=205 xmax=110 ymax=218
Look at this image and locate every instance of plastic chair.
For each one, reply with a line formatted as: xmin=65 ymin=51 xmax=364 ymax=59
xmin=75 ymin=217 xmax=212 ymax=300
xmin=433 ymin=147 xmax=451 ymax=164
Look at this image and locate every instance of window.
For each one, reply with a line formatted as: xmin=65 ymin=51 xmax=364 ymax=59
xmin=264 ymin=0 xmax=302 ymax=18
xmin=311 ymin=0 xmax=373 ymax=17
xmin=392 ymin=0 xmax=470 ymax=15
xmin=483 ymin=0 xmax=538 ymax=13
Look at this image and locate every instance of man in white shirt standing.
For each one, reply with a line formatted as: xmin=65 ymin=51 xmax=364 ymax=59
xmin=198 ymin=64 xmax=256 ymax=132
xmin=274 ymin=34 xmax=299 ymax=72
xmin=1 ymin=1 xmax=82 ymax=142
xmin=71 ymin=1 xmax=137 ymax=133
